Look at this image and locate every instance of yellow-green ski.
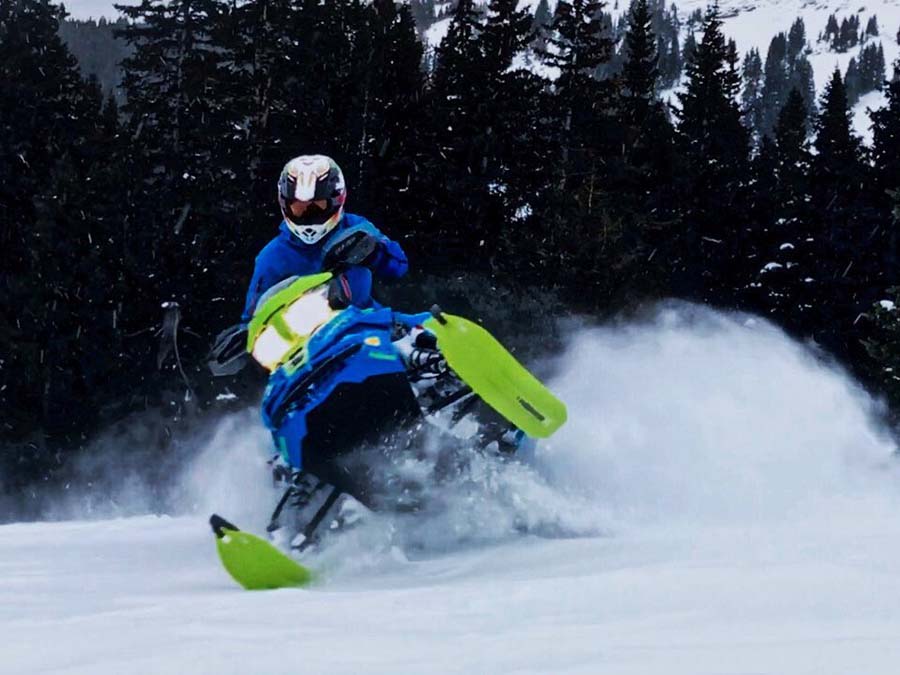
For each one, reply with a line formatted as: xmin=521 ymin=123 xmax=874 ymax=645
xmin=210 ymin=514 xmax=314 ymax=590
xmin=423 ymin=310 xmax=567 ymax=438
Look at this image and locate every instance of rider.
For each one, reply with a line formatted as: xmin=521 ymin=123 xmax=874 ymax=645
xmin=241 ymin=154 xmax=408 ymax=323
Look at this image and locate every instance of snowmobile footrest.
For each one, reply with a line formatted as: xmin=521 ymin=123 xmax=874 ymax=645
xmin=297 ymin=486 xmax=343 ymax=552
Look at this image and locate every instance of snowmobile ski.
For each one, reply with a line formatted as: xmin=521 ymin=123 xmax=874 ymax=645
xmin=424 ymin=310 xmax=567 ymax=438
xmin=210 ymin=514 xmax=315 ymax=590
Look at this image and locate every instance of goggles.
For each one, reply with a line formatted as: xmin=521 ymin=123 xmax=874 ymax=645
xmin=284 ymin=198 xmax=336 ymax=226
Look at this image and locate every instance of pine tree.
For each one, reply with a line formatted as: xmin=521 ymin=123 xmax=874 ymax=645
xmin=811 ymin=68 xmax=873 ymax=357
xmin=479 ymin=0 xmax=555 ymax=239
xmin=767 ymin=88 xmax=817 ymax=325
xmin=677 ymin=5 xmax=747 ymax=164
xmin=358 ymin=0 xmax=430 ymax=248
xmin=788 ymin=53 xmax=816 ymax=123
xmin=775 ymin=89 xmax=811 ymax=173
xmin=540 ymin=0 xmax=616 ymax=169
xmin=866 ymin=15 xmax=879 ymax=37
xmin=482 ymin=0 xmax=533 ymax=76
xmin=223 ymin=0 xmax=303 ymax=205
xmin=741 ymin=47 xmax=763 ymax=140
xmin=675 ymin=3 xmax=750 ymax=302
xmin=607 ymin=0 xmax=677 ymax=300
xmin=425 ymin=0 xmax=494 ymax=267
xmin=115 ymin=0 xmax=242 ymax=416
xmin=845 ymin=56 xmax=861 ymax=105
xmin=870 ymin=69 xmax=900 ymax=278
xmin=787 ymin=17 xmax=806 ymax=59
xmin=847 ymin=42 xmax=885 ymax=97
xmin=533 ymin=0 xmax=551 ymax=31
xmin=824 ymin=14 xmax=839 ymax=43
xmin=529 ymin=0 xmax=644 ymax=300
xmin=432 ymin=0 xmax=481 ymax=96
xmin=0 ymin=0 xmax=127 ymax=487
xmin=541 ymin=0 xmax=615 ymax=92
xmin=863 ymin=290 xmax=900 ymax=415
xmin=872 ymin=70 xmax=900 ymax=199
xmin=760 ymin=32 xmax=789 ymax=138
xmin=814 ymin=68 xmax=861 ymax=177
xmin=621 ymin=0 xmax=659 ymax=124
xmin=744 ymin=130 xmax=777 ymax=309
xmin=836 ymin=17 xmax=858 ymax=51
xmin=682 ymin=29 xmax=696 ymax=65
xmin=659 ymin=32 xmax=682 ymax=85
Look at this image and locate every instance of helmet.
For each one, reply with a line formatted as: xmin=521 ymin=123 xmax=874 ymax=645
xmin=277 ymin=155 xmax=347 ymax=244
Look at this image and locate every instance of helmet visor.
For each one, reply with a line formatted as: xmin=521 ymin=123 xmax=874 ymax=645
xmin=284 ymin=198 xmax=336 ymax=226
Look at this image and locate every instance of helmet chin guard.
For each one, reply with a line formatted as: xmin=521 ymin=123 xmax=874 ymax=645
xmin=286 ymin=210 xmax=342 ymax=244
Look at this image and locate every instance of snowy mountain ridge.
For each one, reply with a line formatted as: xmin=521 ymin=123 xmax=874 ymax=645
xmin=424 ymin=0 xmax=900 ymax=138
xmin=674 ymin=0 xmax=900 ymax=134
xmin=68 ymin=0 xmax=900 ymax=99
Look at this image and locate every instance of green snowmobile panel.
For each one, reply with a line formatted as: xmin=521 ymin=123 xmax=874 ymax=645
xmin=423 ymin=313 xmax=567 ymax=438
xmin=246 ymin=272 xmax=334 ymax=350
xmin=210 ymin=515 xmax=314 ymax=590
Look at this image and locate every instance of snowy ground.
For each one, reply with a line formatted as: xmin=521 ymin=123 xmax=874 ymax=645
xmin=4 ymin=509 xmax=900 ymax=674
xmin=4 ymin=305 xmax=900 ymax=673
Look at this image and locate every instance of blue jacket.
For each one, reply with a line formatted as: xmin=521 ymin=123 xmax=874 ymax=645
xmin=242 ymin=213 xmax=408 ymax=322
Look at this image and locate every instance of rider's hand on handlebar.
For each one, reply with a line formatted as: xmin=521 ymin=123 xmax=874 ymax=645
xmin=322 ymin=230 xmax=381 ymax=272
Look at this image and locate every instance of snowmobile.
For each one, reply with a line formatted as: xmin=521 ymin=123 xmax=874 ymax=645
xmin=207 ymin=266 xmax=567 ymax=589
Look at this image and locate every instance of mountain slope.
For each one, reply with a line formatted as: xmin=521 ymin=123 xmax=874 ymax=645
xmin=671 ymin=0 xmax=900 ymax=137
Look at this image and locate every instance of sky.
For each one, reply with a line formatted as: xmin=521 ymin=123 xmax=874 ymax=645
xmin=61 ymin=0 xmax=139 ymax=21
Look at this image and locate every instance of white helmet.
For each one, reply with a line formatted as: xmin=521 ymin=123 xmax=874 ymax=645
xmin=277 ymin=155 xmax=347 ymax=244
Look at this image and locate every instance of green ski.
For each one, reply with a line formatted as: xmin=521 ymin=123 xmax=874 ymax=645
xmin=210 ymin=514 xmax=315 ymax=590
xmin=424 ymin=310 xmax=567 ymax=438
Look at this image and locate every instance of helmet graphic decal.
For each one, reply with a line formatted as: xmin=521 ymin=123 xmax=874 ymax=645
xmin=288 ymin=156 xmax=332 ymax=201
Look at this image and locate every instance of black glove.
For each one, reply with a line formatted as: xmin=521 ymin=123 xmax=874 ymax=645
xmin=322 ymin=230 xmax=381 ymax=271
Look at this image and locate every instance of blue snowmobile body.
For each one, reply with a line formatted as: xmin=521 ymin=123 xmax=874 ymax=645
xmin=207 ymin=268 xmax=567 ymax=566
xmin=223 ymin=268 xmax=565 ymax=513
xmin=261 ymin=303 xmax=430 ymax=473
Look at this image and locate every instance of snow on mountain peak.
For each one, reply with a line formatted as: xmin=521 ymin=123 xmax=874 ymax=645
xmin=64 ymin=0 xmax=900 ymax=140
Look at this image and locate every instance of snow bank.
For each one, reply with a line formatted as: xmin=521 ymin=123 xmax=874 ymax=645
xmin=40 ymin=408 xmax=278 ymax=525
xmin=541 ymin=303 xmax=899 ymax=529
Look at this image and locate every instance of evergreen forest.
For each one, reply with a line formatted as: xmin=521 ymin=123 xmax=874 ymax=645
xmin=4 ymin=0 xmax=900 ymax=517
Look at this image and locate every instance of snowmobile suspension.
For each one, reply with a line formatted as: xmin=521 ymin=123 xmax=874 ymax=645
xmin=296 ymin=487 xmax=343 ymax=553
xmin=408 ymin=348 xmax=448 ymax=378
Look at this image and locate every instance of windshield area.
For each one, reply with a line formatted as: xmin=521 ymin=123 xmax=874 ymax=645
xmin=253 ymin=276 xmax=300 ymax=317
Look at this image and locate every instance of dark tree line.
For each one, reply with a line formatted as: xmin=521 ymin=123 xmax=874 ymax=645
xmin=821 ymin=13 xmax=866 ymax=52
xmin=58 ymin=16 xmax=131 ymax=97
xmin=5 ymin=0 xmax=900 ymax=510
xmin=845 ymin=42 xmax=887 ymax=105
xmin=742 ymin=19 xmax=815 ymax=143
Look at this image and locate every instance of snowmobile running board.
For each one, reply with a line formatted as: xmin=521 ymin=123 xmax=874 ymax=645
xmin=210 ymin=514 xmax=315 ymax=590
